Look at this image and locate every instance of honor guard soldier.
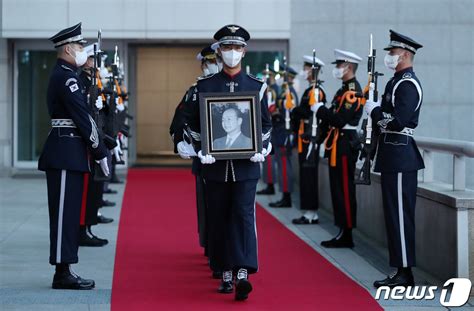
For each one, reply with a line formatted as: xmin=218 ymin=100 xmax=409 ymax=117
xmin=38 ymin=23 xmax=110 ymax=290
xmin=257 ymin=66 xmax=280 ymax=195
xmin=365 ymin=30 xmax=424 ymax=288
xmin=312 ymin=49 xmax=363 ymax=248
xmin=291 ymin=54 xmax=326 ymax=224
xmin=77 ymin=44 xmax=113 ymax=247
xmin=269 ymin=65 xmax=298 ymax=208
xmin=173 ymin=45 xmax=220 ymax=273
xmin=182 ymin=24 xmax=272 ymax=301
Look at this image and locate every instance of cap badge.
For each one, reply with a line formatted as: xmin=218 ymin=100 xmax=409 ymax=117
xmin=227 ymin=26 xmax=240 ymax=33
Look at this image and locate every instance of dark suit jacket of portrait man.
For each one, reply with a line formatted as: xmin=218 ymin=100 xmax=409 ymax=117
xmin=213 ymin=132 xmax=252 ymax=150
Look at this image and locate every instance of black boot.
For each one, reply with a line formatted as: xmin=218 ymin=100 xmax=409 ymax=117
xmin=269 ymin=192 xmax=292 ymax=208
xmin=217 ymin=270 xmax=233 ymax=294
xmin=52 ymin=264 xmax=95 ymax=290
xmin=235 ymin=268 xmax=252 ymax=301
xmin=374 ymin=268 xmax=414 ymax=288
xmin=321 ymin=228 xmax=354 ymax=248
xmin=256 ymin=184 xmax=275 ymax=195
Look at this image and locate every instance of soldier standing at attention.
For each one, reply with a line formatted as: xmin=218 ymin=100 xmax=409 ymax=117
xmin=77 ymin=44 xmax=113 ymax=248
xmin=312 ymin=49 xmax=363 ymax=248
xmin=291 ymin=54 xmax=326 ymax=224
xmin=182 ymin=25 xmax=272 ymax=301
xmin=365 ymin=30 xmax=424 ymax=288
xmin=38 ymin=23 xmax=109 ymax=290
xmin=268 ymin=66 xmax=298 ymax=208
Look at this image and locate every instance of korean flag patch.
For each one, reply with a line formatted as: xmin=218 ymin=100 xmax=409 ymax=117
xmin=69 ymin=83 xmax=79 ymax=93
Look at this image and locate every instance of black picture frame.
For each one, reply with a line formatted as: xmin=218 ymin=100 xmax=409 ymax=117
xmin=199 ymin=91 xmax=262 ymax=160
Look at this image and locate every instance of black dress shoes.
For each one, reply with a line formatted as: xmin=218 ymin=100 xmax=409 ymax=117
xmin=52 ymin=267 xmax=95 ymax=290
xmin=269 ymin=192 xmax=292 ymax=208
xmin=103 ymin=188 xmax=118 ymax=194
xmin=321 ymin=229 xmax=354 ymax=248
xmin=218 ymin=280 xmax=233 ymax=294
xmin=97 ymin=214 xmax=114 ymax=224
xmin=218 ymin=270 xmax=233 ymax=294
xmin=292 ymin=216 xmax=319 ymax=225
xmin=235 ymin=269 xmax=252 ymax=301
xmin=374 ymin=269 xmax=414 ymax=288
xmin=256 ymin=184 xmax=275 ymax=195
xmin=79 ymin=228 xmax=108 ymax=247
xmin=100 ymin=200 xmax=116 ymax=207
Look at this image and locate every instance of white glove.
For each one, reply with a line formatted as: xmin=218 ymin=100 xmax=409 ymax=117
xmin=117 ymin=103 xmax=125 ymax=112
xmin=310 ymin=102 xmax=324 ymax=113
xmin=96 ymin=157 xmax=109 ymax=176
xmin=250 ymin=152 xmax=265 ymax=163
xmin=177 ymin=141 xmax=197 ymax=159
xmin=95 ymin=96 xmax=103 ymax=110
xmin=364 ymin=100 xmax=381 ymax=116
xmin=113 ymin=138 xmax=123 ymax=162
xmin=262 ymin=142 xmax=272 ymax=157
xmin=198 ymin=150 xmax=216 ymax=164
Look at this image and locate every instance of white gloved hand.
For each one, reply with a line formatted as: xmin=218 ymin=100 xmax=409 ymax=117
xmin=364 ymin=100 xmax=381 ymax=116
xmin=177 ymin=141 xmax=197 ymax=159
xmin=310 ymin=102 xmax=324 ymax=113
xmin=113 ymin=142 xmax=123 ymax=162
xmin=117 ymin=103 xmax=125 ymax=112
xmin=95 ymin=96 xmax=104 ymax=110
xmin=198 ymin=150 xmax=216 ymax=164
xmin=250 ymin=152 xmax=265 ymax=163
xmin=96 ymin=157 xmax=109 ymax=176
xmin=262 ymin=142 xmax=272 ymax=157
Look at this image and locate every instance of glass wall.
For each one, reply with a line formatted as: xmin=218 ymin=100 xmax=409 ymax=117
xmin=242 ymin=51 xmax=284 ymax=77
xmin=17 ymin=50 xmax=56 ymax=161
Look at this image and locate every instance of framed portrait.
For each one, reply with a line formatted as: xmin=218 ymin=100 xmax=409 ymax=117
xmin=199 ymin=91 xmax=262 ymax=160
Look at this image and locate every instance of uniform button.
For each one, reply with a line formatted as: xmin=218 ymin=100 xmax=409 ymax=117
xmin=70 ymin=133 xmax=74 ymax=137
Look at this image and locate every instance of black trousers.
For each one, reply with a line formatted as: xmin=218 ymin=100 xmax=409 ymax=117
xmin=195 ymin=175 xmax=207 ymax=249
xmin=46 ymin=169 xmax=84 ymax=265
xmin=81 ymin=173 xmax=103 ymax=226
xmin=328 ymin=149 xmax=357 ymax=229
xmin=206 ymin=179 xmax=258 ymax=274
xmin=381 ymin=171 xmax=417 ymax=268
xmin=298 ymin=143 xmax=319 ymax=211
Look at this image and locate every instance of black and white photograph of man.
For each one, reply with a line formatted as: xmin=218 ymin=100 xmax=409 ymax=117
xmin=211 ymin=103 xmax=253 ymax=150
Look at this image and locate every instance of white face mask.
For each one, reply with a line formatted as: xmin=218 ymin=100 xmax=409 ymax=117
xmin=299 ymin=69 xmax=309 ymax=80
xmin=384 ymin=54 xmax=400 ymax=70
xmin=202 ymin=68 xmax=211 ymax=76
xmin=332 ymin=66 xmax=346 ymax=80
xmin=221 ymin=50 xmax=243 ymax=68
xmin=70 ymin=47 xmax=88 ymax=67
xmin=217 ymin=60 xmax=223 ymax=71
xmin=206 ymin=63 xmax=219 ymax=74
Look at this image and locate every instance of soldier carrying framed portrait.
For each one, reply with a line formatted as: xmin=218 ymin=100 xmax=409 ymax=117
xmin=199 ymin=91 xmax=262 ymax=160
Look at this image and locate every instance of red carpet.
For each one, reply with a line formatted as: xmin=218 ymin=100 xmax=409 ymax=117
xmin=111 ymin=168 xmax=381 ymax=310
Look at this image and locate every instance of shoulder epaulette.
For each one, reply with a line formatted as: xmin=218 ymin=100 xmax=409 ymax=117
xmin=197 ymin=73 xmax=216 ymax=81
xmin=247 ymin=74 xmax=264 ymax=83
xmin=61 ymin=65 xmax=74 ymax=72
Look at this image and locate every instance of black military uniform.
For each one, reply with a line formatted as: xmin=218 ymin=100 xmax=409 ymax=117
xmin=38 ymin=23 xmax=109 ymax=290
xmin=269 ymin=66 xmax=298 ymax=208
xmin=371 ymin=30 xmax=424 ymax=288
xmin=182 ymin=25 xmax=272 ymax=301
xmin=170 ymin=45 xmax=219 ymax=262
xmin=77 ymin=51 xmax=111 ymax=248
xmin=317 ymin=49 xmax=363 ymax=248
xmin=291 ymin=55 xmax=326 ymax=224
xmin=257 ymin=69 xmax=279 ymax=195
